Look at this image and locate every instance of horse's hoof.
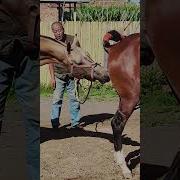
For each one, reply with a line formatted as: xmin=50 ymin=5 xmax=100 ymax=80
xmin=122 ymin=169 xmax=132 ymax=179
xmin=114 ymin=151 xmax=133 ymax=179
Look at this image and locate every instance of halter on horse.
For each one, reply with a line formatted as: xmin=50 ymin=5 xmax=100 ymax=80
xmin=103 ymin=30 xmax=140 ymax=179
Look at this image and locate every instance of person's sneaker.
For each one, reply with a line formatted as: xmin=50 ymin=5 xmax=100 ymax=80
xmin=52 ymin=125 xmax=60 ymax=129
xmin=51 ymin=121 xmax=60 ymax=129
xmin=71 ymin=124 xmax=84 ymax=130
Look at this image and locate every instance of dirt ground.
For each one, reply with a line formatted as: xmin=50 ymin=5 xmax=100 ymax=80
xmin=40 ymin=97 xmax=140 ymax=180
xmin=1 ymin=98 xmax=179 ymax=179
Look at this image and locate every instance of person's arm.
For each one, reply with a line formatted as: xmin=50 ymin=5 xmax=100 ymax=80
xmin=49 ymin=64 xmax=56 ymax=90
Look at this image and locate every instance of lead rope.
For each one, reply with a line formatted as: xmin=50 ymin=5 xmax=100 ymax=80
xmin=75 ymin=80 xmax=93 ymax=104
xmin=63 ymin=48 xmax=94 ymax=104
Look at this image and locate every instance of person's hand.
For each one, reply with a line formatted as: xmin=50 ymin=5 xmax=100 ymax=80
xmin=50 ymin=78 xmax=56 ymax=90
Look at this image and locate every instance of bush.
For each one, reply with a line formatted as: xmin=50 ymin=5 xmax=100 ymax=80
xmin=141 ymin=63 xmax=178 ymax=106
xmin=141 ymin=65 xmax=167 ymax=96
xmin=66 ymin=4 xmax=140 ymax=21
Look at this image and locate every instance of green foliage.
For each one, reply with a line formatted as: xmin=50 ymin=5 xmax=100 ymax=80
xmin=141 ymin=90 xmax=178 ymax=107
xmin=141 ymin=103 xmax=180 ymax=127
xmin=40 ymin=84 xmax=53 ymax=97
xmin=74 ymin=4 xmax=140 ymax=21
xmin=89 ymin=81 xmax=118 ymax=101
xmin=141 ymin=65 xmax=167 ymax=96
xmin=141 ymin=63 xmax=178 ymax=107
xmin=40 ymin=81 xmax=118 ymax=100
xmin=141 ymin=63 xmax=180 ymax=127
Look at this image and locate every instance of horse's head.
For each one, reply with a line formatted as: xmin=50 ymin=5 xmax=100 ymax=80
xmin=65 ymin=39 xmax=110 ymax=84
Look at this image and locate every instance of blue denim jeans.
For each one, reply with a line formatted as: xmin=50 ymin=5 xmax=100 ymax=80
xmin=0 ymin=53 xmax=40 ymax=180
xmin=51 ymin=77 xmax=80 ymax=127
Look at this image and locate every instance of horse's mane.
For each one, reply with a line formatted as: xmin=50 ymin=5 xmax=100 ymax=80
xmin=40 ymin=35 xmax=67 ymax=47
xmin=107 ymin=30 xmax=124 ymax=42
xmin=103 ymin=30 xmax=125 ymax=49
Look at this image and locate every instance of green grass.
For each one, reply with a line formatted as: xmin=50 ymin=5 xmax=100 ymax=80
xmin=9 ymin=75 xmax=180 ymax=128
xmin=86 ymin=81 xmax=118 ymax=101
xmin=40 ymin=82 xmax=118 ymax=101
xmin=141 ymin=91 xmax=180 ymax=127
xmin=40 ymin=84 xmax=54 ymax=97
xmin=141 ymin=62 xmax=180 ymax=127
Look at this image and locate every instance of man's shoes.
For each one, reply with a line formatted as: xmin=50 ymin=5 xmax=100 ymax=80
xmin=71 ymin=124 xmax=84 ymax=130
xmin=51 ymin=120 xmax=60 ymax=129
xmin=52 ymin=125 xmax=60 ymax=129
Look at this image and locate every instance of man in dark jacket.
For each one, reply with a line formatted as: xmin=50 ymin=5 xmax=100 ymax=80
xmin=0 ymin=2 xmax=39 ymax=180
xmin=49 ymin=22 xmax=82 ymax=129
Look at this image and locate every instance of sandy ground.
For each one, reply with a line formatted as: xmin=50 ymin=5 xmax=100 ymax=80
xmin=1 ymin=98 xmax=179 ymax=179
xmin=40 ymin=97 xmax=140 ymax=180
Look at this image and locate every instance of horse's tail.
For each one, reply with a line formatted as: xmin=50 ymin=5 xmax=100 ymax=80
xmin=103 ymin=30 xmax=126 ymax=49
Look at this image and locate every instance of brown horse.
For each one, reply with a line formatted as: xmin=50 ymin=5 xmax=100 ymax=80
xmin=103 ymin=30 xmax=140 ymax=178
xmin=141 ymin=0 xmax=180 ymax=179
xmin=142 ymin=0 xmax=180 ymax=101
xmin=40 ymin=35 xmax=110 ymax=84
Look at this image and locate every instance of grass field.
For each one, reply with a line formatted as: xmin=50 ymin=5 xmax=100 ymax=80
xmin=141 ymin=91 xmax=180 ymax=127
xmin=40 ymin=81 xmax=118 ymax=101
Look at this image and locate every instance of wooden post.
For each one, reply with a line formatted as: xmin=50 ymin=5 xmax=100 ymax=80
xmin=58 ymin=2 xmax=61 ymax=21
xmin=74 ymin=3 xmax=77 ymax=35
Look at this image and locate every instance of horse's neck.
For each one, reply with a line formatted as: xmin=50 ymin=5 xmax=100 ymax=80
xmin=41 ymin=37 xmax=67 ymax=62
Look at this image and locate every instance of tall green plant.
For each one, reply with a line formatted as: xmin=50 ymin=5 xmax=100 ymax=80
xmin=74 ymin=4 xmax=140 ymax=21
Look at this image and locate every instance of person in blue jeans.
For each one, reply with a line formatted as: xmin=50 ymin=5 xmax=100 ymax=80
xmin=49 ymin=21 xmax=82 ymax=129
xmin=0 ymin=4 xmax=39 ymax=180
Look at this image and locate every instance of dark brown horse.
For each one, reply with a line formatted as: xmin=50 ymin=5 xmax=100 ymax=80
xmin=103 ymin=30 xmax=140 ymax=178
xmin=141 ymin=0 xmax=180 ymax=179
xmin=142 ymin=0 xmax=180 ymax=101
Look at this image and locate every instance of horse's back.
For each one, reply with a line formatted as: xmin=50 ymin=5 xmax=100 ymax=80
xmin=108 ymin=33 xmax=140 ymax=63
xmin=108 ymin=33 xmax=140 ymax=98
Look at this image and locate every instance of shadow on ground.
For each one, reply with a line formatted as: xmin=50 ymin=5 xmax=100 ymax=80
xmin=41 ymin=113 xmax=140 ymax=169
xmin=79 ymin=113 xmax=114 ymax=126
xmin=141 ymin=163 xmax=169 ymax=180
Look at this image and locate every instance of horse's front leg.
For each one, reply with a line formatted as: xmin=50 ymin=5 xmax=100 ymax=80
xmin=111 ymin=96 xmax=138 ymax=179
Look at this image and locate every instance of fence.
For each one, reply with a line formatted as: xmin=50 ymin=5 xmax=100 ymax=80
xmin=40 ymin=21 xmax=140 ymax=85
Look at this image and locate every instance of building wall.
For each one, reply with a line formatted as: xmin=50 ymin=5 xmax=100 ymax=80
xmin=40 ymin=3 xmax=59 ymax=23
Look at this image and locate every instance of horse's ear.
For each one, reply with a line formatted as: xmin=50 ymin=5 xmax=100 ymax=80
xmin=67 ymin=42 xmax=71 ymax=54
xmin=72 ymin=35 xmax=80 ymax=48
